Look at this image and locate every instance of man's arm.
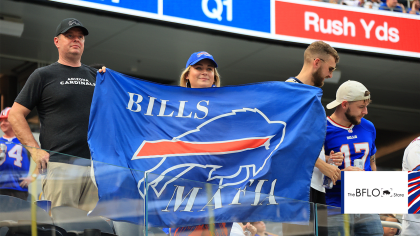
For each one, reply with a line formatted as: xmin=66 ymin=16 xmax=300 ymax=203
xmin=315 ymin=158 xmax=341 ymax=184
xmin=8 ymin=102 xmax=50 ymax=172
xmin=370 ymin=154 xmax=377 ymax=171
xmin=9 ymin=103 xmax=38 ymax=148
xmin=316 ymin=150 xmax=344 ymax=184
xmin=19 ymin=167 xmax=39 ymax=188
xmin=398 ymin=3 xmax=407 ymax=13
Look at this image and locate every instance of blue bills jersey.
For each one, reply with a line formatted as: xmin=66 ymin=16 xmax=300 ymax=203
xmin=0 ymin=137 xmax=31 ymax=192
xmin=324 ymin=117 xmax=377 ymax=208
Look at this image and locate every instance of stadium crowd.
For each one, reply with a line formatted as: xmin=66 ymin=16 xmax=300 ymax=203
xmin=0 ymin=2 xmax=418 ymax=234
xmin=309 ymin=0 xmax=420 ymax=14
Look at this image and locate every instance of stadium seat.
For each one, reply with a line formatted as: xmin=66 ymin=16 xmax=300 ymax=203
xmin=0 ymin=195 xmax=53 ymax=225
xmin=51 ymin=206 xmax=115 ymax=235
xmin=0 ymin=195 xmax=59 ymax=236
xmin=113 ymin=221 xmax=147 ymax=236
xmin=4 ymin=223 xmax=68 ymax=236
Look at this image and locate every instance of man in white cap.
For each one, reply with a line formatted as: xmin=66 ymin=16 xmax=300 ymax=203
xmin=324 ymin=80 xmax=383 ymax=235
xmin=8 ymin=18 xmax=98 ymax=211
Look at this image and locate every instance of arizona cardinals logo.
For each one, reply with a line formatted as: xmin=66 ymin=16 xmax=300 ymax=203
xmin=133 ymin=108 xmax=286 ymax=199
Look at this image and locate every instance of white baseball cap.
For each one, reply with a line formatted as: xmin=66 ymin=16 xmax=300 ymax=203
xmin=326 ymin=80 xmax=371 ymax=109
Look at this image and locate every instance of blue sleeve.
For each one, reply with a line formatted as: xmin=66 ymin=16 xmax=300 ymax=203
xmin=379 ymin=3 xmax=388 ymax=10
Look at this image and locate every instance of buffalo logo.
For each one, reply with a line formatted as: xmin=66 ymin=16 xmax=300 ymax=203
xmin=197 ymin=52 xmax=211 ymax=57
xmin=132 ymin=108 xmax=286 ymax=199
xmin=383 ymin=190 xmax=391 ymax=195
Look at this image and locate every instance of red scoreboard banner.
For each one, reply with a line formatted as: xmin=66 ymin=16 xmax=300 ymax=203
xmin=275 ymin=0 xmax=420 ymax=58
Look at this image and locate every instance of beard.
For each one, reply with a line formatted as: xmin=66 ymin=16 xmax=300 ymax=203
xmin=345 ymin=107 xmax=361 ymax=125
xmin=312 ymin=68 xmax=325 ymax=88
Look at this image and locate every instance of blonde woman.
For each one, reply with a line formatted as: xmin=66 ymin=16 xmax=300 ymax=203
xmin=179 ymin=51 xmax=221 ymax=88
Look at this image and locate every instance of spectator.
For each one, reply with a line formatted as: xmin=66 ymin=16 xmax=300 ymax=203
xmin=230 ymin=223 xmax=257 ymax=236
xmin=324 ymin=80 xmax=383 ymax=235
xmin=175 ymin=51 xmax=227 ymax=236
xmin=284 ymin=40 xmax=344 ymax=236
xmin=364 ymin=1 xmax=374 ymax=8
xmin=286 ymin=41 xmax=342 ymax=201
xmin=250 ymin=221 xmax=277 ymax=236
xmin=379 ymin=0 xmax=406 ymax=12
xmin=370 ymin=0 xmax=383 ymax=9
xmin=8 ymin=18 xmax=98 ymax=211
xmin=179 ymin=51 xmax=221 ymax=88
xmin=401 ymin=136 xmax=420 ymax=235
xmin=343 ymin=0 xmax=366 ymax=7
xmin=100 ymin=51 xmax=227 ymax=236
xmin=408 ymin=0 xmax=420 ymax=14
xmin=380 ymin=214 xmax=400 ymax=236
xmin=0 ymin=107 xmax=36 ymax=201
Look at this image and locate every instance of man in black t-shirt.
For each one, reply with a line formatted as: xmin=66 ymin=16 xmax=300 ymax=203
xmin=9 ymin=18 xmax=98 ymax=211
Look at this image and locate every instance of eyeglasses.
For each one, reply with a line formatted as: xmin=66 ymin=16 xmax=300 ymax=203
xmin=315 ymin=58 xmax=336 ymax=73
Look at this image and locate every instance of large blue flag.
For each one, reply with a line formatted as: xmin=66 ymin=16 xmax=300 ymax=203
xmin=88 ymin=69 xmax=326 ymax=227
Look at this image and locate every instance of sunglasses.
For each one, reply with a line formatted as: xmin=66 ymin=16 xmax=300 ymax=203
xmin=315 ymin=58 xmax=336 ymax=73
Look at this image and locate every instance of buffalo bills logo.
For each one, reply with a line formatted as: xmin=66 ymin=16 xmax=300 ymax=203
xmin=133 ymin=108 xmax=286 ymax=199
xmin=197 ymin=52 xmax=211 ymax=57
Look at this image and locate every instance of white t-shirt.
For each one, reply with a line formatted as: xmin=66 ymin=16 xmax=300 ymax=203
xmin=372 ymin=2 xmax=381 ymax=10
xmin=402 ymin=137 xmax=420 ymax=236
xmin=311 ymin=147 xmax=326 ymax=193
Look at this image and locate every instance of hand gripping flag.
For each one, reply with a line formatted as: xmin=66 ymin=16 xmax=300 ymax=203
xmin=88 ymin=69 xmax=326 ymax=227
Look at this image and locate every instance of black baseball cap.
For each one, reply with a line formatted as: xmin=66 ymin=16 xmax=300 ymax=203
xmin=55 ymin=18 xmax=89 ymax=36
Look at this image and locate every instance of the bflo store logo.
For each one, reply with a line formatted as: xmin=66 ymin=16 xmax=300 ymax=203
xmin=348 ymin=188 xmax=405 ymax=198
xmin=342 ymin=172 xmax=410 ymax=214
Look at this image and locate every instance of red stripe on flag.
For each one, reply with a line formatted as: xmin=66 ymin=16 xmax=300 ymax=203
xmin=414 ymin=206 xmax=420 ymax=214
xmin=409 ymin=181 xmax=420 ymax=188
xmin=409 ymin=176 xmax=420 ymax=183
xmin=409 ymin=186 xmax=420 ymax=195
xmin=136 ymin=138 xmax=269 ymax=157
